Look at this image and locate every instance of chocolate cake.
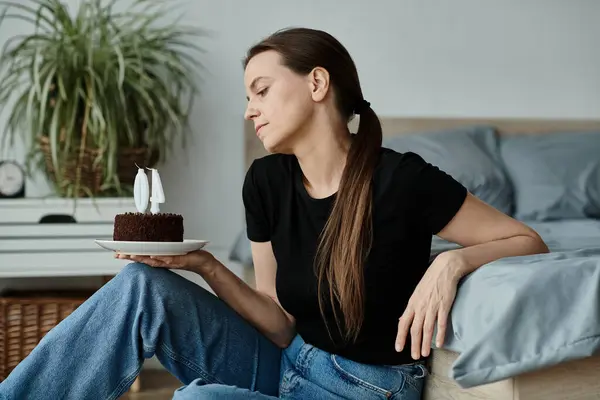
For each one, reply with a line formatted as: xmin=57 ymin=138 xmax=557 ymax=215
xmin=113 ymin=212 xmax=184 ymax=242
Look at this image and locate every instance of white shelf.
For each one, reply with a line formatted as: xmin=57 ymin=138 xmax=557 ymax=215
xmin=0 ymin=245 xmax=239 ymax=278
xmin=0 ymin=223 xmax=112 ymax=238
xmin=0 ymin=238 xmax=107 ymax=252
xmin=0 ymin=197 xmax=134 ymax=223
xmin=0 ymin=252 xmax=125 ymax=278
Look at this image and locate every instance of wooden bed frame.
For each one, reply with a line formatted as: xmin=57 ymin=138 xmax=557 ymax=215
xmin=243 ymin=116 xmax=600 ymax=400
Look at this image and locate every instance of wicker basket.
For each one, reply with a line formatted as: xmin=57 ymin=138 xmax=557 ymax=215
xmin=38 ymin=136 xmax=159 ymax=197
xmin=0 ymin=290 xmax=96 ymax=381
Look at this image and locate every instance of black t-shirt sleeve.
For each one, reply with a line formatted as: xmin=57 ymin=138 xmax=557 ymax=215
xmin=242 ymin=161 xmax=271 ymax=242
xmin=408 ymin=152 xmax=468 ymax=234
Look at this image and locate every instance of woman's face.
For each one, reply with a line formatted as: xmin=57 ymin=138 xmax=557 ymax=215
xmin=244 ymin=50 xmax=316 ymax=154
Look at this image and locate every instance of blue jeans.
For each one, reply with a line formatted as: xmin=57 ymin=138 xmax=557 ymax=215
xmin=0 ymin=263 xmax=426 ymax=399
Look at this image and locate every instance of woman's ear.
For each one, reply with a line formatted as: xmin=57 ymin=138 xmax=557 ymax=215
xmin=308 ymin=67 xmax=330 ymax=103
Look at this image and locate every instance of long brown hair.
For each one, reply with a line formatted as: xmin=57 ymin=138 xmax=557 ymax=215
xmin=244 ymin=28 xmax=382 ymax=343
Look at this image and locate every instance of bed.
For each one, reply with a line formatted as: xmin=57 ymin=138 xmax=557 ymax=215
xmin=237 ymin=116 xmax=600 ymax=400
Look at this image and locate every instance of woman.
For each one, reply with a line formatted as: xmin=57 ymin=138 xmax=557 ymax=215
xmin=0 ymin=28 xmax=548 ymax=400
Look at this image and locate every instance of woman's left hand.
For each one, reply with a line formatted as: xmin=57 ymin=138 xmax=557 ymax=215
xmin=395 ymin=251 xmax=468 ymax=359
xmin=115 ymin=250 xmax=218 ymax=275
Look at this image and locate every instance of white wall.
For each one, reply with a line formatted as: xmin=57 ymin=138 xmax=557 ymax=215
xmin=2 ymin=0 xmax=600 ymax=252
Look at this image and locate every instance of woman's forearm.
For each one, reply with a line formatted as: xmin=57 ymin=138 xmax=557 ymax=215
xmin=195 ymin=260 xmax=296 ymax=348
xmin=445 ymin=234 xmax=550 ymax=281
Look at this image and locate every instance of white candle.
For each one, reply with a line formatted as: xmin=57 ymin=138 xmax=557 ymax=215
xmin=133 ymin=166 xmax=149 ymax=213
xmin=148 ymin=168 xmax=165 ymax=214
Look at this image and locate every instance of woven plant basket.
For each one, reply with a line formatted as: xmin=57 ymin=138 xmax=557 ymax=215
xmin=0 ymin=290 xmax=96 ymax=381
xmin=38 ymin=135 xmax=159 ymax=197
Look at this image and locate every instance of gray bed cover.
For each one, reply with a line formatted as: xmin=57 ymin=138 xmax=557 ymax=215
xmin=433 ymin=219 xmax=600 ymax=388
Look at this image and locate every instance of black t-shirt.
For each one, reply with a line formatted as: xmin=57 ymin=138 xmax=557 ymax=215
xmin=242 ymin=148 xmax=467 ymax=365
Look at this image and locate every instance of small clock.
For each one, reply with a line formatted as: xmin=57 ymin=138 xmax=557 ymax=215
xmin=0 ymin=160 xmax=25 ymax=198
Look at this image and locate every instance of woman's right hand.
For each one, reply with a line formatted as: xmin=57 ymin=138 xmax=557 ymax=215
xmin=116 ymin=250 xmax=219 ymax=275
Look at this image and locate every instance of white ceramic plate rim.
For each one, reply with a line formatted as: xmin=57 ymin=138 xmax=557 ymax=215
xmin=94 ymin=239 xmax=209 ymax=256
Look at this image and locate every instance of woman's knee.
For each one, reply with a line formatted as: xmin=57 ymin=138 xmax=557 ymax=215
xmin=119 ymin=261 xmax=160 ymax=278
xmin=116 ymin=262 xmax=174 ymax=285
xmin=114 ymin=262 xmax=212 ymax=304
xmin=107 ymin=262 xmax=177 ymax=297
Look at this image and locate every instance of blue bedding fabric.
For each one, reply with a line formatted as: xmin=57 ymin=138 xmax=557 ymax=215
xmin=499 ymin=131 xmax=600 ymax=221
xmin=435 ymin=219 xmax=600 ymax=387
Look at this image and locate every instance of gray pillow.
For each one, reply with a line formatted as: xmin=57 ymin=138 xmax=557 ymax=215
xmin=500 ymin=131 xmax=600 ymax=221
xmin=383 ymin=126 xmax=513 ymax=215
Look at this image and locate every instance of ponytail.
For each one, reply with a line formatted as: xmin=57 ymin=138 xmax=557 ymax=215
xmin=314 ymin=100 xmax=382 ymax=343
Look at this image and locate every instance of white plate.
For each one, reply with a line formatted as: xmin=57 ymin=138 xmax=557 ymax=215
xmin=94 ymin=239 xmax=209 ymax=256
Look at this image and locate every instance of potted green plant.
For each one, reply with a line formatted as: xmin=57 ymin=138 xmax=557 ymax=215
xmin=0 ymin=0 xmax=206 ymax=198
